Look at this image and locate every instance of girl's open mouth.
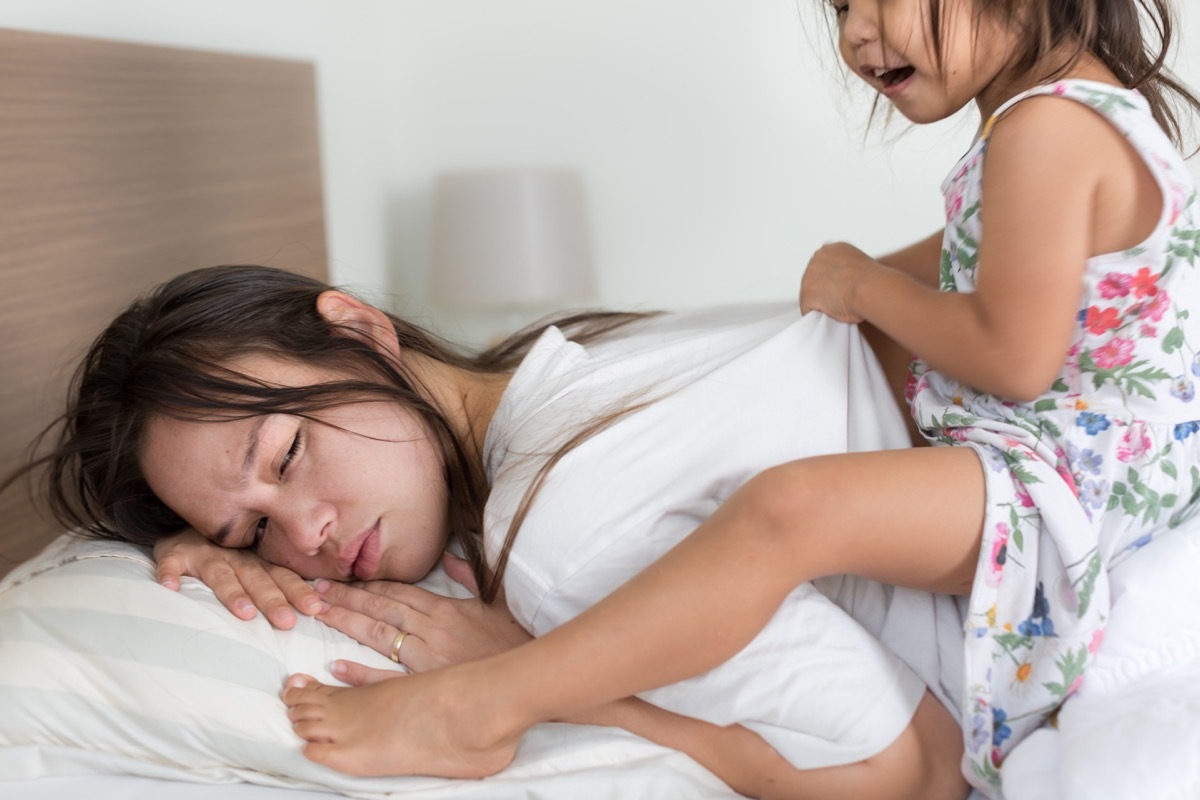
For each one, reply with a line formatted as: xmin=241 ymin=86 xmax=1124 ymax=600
xmin=877 ymin=66 xmax=915 ymax=87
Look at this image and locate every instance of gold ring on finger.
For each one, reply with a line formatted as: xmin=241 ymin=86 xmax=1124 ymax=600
xmin=389 ymin=630 xmax=409 ymax=663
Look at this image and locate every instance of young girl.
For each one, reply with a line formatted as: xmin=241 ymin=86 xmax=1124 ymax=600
xmin=274 ymin=0 xmax=1200 ymax=796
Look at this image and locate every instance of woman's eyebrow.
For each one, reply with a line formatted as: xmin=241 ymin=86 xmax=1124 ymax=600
xmin=213 ymin=415 xmax=270 ymax=546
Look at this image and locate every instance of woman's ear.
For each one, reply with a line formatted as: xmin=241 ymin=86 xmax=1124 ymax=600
xmin=315 ymin=290 xmax=401 ymax=357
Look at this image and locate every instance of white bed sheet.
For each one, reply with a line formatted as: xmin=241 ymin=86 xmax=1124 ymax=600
xmin=2 ymin=725 xmax=737 ymax=799
xmin=4 ymin=775 xmax=345 ymax=800
xmin=8 ymin=522 xmax=1200 ymax=800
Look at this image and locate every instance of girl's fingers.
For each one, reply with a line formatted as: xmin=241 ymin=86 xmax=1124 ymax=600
xmin=331 ymin=660 xmax=404 ymax=686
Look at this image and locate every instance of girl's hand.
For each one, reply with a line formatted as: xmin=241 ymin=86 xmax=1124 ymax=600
xmin=315 ymin=552 xmax=533 ymax=673
xmin=799 ymin=242 xmax=881 ymax=323
xmin=153 ymin=529 xmax=325 ymax=629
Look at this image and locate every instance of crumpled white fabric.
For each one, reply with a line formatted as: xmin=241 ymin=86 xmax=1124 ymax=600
xmin=989 ymin=521 xmax=1200 ymax=800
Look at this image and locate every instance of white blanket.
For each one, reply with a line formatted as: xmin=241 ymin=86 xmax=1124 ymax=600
xmin=979 ymin=519 xmax=1200 ymax=799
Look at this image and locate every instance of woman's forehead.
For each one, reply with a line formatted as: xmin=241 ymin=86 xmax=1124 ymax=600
xmin=141 ymin=413 xmax=268 ymax=484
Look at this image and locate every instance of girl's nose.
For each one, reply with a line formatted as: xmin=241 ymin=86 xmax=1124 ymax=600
xmin=841 ymin=4 xmax=879 ymax=46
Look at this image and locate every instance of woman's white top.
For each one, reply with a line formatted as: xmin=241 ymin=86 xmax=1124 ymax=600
xmin=482 ymin=305 xmax=966 ymax=769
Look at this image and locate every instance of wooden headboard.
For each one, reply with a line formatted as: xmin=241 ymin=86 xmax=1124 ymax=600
xmin=0 ymin=29 xmax=328 ymax=573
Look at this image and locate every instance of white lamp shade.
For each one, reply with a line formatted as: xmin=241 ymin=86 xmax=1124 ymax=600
xmin=432 ymin=169 xmax=596 ymax=309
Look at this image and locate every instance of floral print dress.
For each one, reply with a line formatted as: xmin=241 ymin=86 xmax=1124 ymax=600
xmin=909 ymin=80 xmax=1200 ymax=796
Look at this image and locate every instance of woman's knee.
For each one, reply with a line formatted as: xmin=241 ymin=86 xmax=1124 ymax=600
xmin=862 ymin=692 xmax=968 ymax=800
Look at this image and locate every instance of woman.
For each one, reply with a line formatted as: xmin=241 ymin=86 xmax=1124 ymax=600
xmin=20 ymin=264 xmax=966 ymax=799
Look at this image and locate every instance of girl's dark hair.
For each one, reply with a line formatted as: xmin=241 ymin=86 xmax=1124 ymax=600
xmin=951 ymin=0 xmax=1199 ymax=148
xmin=829 ymin=0 xmax=1200 ymax=150
xmin=3 ymin=265 xmax=647 ymax=601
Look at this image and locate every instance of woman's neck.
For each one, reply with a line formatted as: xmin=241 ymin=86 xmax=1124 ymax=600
xmin=407 ymin=351 xmax=511 ymax=467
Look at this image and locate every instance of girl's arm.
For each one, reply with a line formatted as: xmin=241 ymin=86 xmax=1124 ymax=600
xmin=873 ymin=230 xmax=943 ymax=287
xmin=803 ymin=98 xmax=1131 ymax=401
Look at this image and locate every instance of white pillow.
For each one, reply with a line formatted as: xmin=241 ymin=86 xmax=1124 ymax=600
xmin=0 ymin=534 xmax=733 ymax=798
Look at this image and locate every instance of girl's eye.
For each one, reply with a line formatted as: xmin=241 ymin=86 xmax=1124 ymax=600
xmin=278 ymin=431 xmax=302 ymax=474
xmin=832 ymin=2 xmax=849 ymax=16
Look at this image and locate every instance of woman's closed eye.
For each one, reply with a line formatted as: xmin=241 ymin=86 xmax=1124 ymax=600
xmin=280 ymin=429 xmax=304 ymax=475
xmin=249 ymin=429 xmax=305 ymax=549
xmin=830 ymin=1 xmax=849 ymax=17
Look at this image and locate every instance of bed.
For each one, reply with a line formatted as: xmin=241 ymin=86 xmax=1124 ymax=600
xmin=0 ymin=26 xmax=737 ymax=800
xmin=2 ymin=26 xmax=1200 ymax=800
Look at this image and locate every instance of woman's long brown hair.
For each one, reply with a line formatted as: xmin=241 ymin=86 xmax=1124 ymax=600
xmin=1 ymin=265 xmax=651 ymax=602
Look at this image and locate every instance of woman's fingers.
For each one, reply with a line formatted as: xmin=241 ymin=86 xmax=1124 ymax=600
xmin=331 ymin=660 xmax=402 ymax=686
xmin=316 ymin=601 xmax=426 ymax=667
xmin=230 ymin=562 xmax=305 ymax=628
xmin=153 ymin=529 xmax=209 ymax=591
xmin=317 ymin=580 xmax=425 ymax=627
xmin=154 ymin=550 xmax=185 ymax=591
xmin=343 ymin=578 xmax=441 ymax=614
xmin=442 ymin=552 xmax=481 ymax=597
xmin=194 ymin=559 xmax=263 ymax=621
xmin=268 ymin=565 xmax=327 ymax=618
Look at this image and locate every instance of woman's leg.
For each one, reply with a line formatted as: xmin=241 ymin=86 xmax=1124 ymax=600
xmin=591 ymin=689 xmax=967 ymax=800
xmin=284 ymin=446 xmax=984 ymax=780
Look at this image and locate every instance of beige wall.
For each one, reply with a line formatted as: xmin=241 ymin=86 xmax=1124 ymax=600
xmin=4 ymin=0 xmax=1200 ymax=346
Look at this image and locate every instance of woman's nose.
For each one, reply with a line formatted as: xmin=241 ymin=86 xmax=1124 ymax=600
xmin=273 ymin=501 xmax=331 ymax=556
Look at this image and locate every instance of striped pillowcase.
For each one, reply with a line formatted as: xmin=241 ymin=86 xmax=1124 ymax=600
xmin=0 ymin=535 xmax=737 ymax=797
xmin=0 ymin=533 xmax=429 ymax=792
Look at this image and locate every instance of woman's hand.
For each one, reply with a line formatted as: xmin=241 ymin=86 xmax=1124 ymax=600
xmin=315 ymin=552 xmax=533 ymax=675
xmin=799 ymin=242 xmax=882 ymax=323
xmin=154 ymin=529 xmax=325 ymax=629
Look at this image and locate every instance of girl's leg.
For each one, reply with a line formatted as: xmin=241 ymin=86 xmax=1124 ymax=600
xmin=284 ymin=446 xmax=984 ymax=780
xmin=528 ymin=446 xmax=983 ymax=709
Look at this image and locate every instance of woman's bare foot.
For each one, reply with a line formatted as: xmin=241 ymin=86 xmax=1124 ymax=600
xmin=281 ymin=667 xmax=521 ymax=779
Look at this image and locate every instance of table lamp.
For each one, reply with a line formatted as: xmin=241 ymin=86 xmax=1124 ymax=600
xmin=431 ymin=169 xmax=596 ymax=328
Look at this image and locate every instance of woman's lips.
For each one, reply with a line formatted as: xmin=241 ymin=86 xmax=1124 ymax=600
xmin=352 ymin=521 xmax=381 ymax=581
